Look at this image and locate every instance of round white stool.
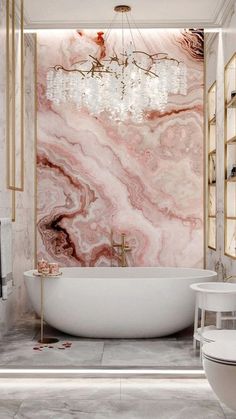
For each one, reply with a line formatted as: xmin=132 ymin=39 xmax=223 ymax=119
xmin=190 ymin=282 xmax=236 ymax=351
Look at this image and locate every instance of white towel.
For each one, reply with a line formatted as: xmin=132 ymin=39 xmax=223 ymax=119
xmin=0 ymin=218 xmax=13 ymax=300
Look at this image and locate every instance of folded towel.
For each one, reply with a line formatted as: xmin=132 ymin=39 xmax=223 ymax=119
xmin=0 ymin=218 xmax=13 ymax=300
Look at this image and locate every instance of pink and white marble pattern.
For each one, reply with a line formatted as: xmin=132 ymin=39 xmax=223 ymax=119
xmin=37 ymin=29 xmax=204 ymax=267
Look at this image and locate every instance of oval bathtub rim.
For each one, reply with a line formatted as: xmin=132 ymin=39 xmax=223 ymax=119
xmin=24 ymin=267 xmax=217 ymax=281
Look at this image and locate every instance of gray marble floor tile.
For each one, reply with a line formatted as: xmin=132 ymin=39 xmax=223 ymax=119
xmin=120 ymin=378 xmax=218 ymax=401
xmin=220 ymin=402 xmax=236 ymax=419
xmin=2 ymin=319 xmax=39 ymax=342
xmin=0 ymin=379 xmax=121 ymax=400
xmin=16 ymin=399 xmax=116 ymax=419
xmin=0 ymin=379 xmax=229 ymax=419
xmin=15 ymin=398 xmax=226 ymax=419
xmin=0 ymin=317 xmax=201 ymax=368
xmin=0 ymin=340 xmax=104 ymax=367
xmin=102 ymin=339 xmax=201 ymax=366
xmin=0 ymin=400 xmax=22 ymax=418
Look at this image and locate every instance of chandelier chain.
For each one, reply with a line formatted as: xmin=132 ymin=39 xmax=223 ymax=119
xmin=130 ymin=12 xmax=152 ymax=55
xmin=125 ymin=11 xmax=137 ymax=51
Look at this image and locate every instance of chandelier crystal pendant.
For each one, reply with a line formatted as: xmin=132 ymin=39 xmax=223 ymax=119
xmin=46 ymin=5 xmax=187 ymax=123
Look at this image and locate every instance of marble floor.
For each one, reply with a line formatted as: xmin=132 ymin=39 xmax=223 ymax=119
xmin=0 ymin=317 xmax=201 ymax=368
xmin=0 ymin=378 xmax=235 ymax=418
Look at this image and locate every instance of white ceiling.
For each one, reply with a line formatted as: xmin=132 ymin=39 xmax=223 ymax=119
xmin=24 ymin=0 xmax=235 ymax=29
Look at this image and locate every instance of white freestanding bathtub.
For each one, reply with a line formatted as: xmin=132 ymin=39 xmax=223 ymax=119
xmin=24 ymin=267 xmax=217 ymax=338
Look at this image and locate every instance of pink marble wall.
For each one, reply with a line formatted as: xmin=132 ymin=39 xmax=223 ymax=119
xmin=37 ymin=29 xmax=204 ymax=267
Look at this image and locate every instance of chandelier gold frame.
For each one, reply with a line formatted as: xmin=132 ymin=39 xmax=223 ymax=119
xmin=46 ymin=5 xmax=187 ymax=122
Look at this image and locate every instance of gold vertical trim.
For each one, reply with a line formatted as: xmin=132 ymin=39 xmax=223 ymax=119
xmin=21 ymin=0 xmax=24 ymax=190
xmin=6 ymin=1 xmax=16 ymax=222
xmin=203 ymin=32 xmax=206 ymax=268
xmin=6 ymin=0 xmax=10 ymax=189
xmin=40 ymin=277 xmax=44 ymax=343
xmin=206 ymin=81 xmax=217 ymax=252
xmin=34 ymin=33 xmax=38 ymax=268
xmin=6 ymin=0 xmax=24 ymax=193
xmin=224 ymin=54 xmax=227 ymax=258
xmin=12 ymin=0 xmax=16 ymax=190
xmin=12 ymin=190 xmax=16 ymax=222
xmin=212 ymin=80 xmax=217 ymax=253
xmin=224 ymin=53 xmax=236 ymax=259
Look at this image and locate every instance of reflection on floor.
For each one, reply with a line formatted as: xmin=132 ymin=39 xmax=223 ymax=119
xmin=0 ymin=378 xmax=235 ymax=418
xmin=0 ymin=317 xmax=202 ymax=368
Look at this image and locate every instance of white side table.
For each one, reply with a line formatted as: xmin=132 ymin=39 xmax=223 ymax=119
xmin=191 ymin=282 xmax=236 ymax=351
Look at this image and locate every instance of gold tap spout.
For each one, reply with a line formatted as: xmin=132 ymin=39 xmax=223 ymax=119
xmin=111 ymin=232 xmax=131 ymax=267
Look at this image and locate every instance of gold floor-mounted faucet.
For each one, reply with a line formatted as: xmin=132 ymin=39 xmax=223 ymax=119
xmin=111 ymin=232 xmax=131 ymax=267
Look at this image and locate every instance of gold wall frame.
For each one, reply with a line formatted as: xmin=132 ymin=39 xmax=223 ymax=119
xmin=6 ymin=0 xmax=24 ymax=192
xmin=224 ymin=52 xmax=236 ymax=259
xmin=207 ymin=81 xmax=217 ymax=251
xmin=34 ymin=33 xmax=37 ymax=267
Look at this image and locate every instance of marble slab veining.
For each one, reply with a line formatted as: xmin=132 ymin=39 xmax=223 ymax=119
xmin=0 ymin=379 xmax=121 ymax=401
xmin=6 ymin=398 xmax=228 ymax=419
xmin=37 ymin=29 xmax=204 ymax=268
xmin=101 ymin=339 xmax=201 ymax=367
xmin=119 ymin=378 xmax=218 ymax=401
xmin=0 ymin=378 xmax=234 ymax=418
xmin=0 ymin=400 xmax=22 ymax=419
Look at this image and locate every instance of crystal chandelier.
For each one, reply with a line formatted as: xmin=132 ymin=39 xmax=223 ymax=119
xmin=46 ymin=5 xmax=187 ymax=123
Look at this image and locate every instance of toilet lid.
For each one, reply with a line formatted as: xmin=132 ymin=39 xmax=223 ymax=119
xmin=203 ymin=341 xmax=236 ymax=365
xmin=202 ymin=329 xmax=236 ymax=343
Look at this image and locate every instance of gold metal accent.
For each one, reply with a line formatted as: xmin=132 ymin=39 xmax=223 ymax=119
xmin=207 ymin=81 xmax=217 ymax=251
xmin=21 ymin=0 xmax=24 ymax=187
xmin=35 ymin=273 xmax=59 ymax=344
xmin=51 ymin=49 xmax=180 ymax=83
xmin=48 ymin=5 xmax=184 ymax=112
xmin=209 ymin=116 xmax=216 ymax=125
xmin=6 ymin=0 xmax=24 ymax=193
xmin=40 ymin=276 xmax=44 ymax=343
xmin=226 ymin=178 xmax=236 ymax=182
xmin=34 ymin=33 xmax=38 ymax=268
xmin=6 ymin=1 xmax=17 ymax=222
xmin=226 ymin=95 xmax=236 ymax=109
xmin=226 ymin=135 xmax=236 ymax=144
xmin=11 ymin=190 xmax=16 ymax=222
xmin=203 ymin=38 xmax=206 ymax=268
xmin=223 ymin=275 xmax=236 ymax=282
xmin=224 ymin=53 xmax=236 ymax=259
xmin=114 ymin=5 xmax=131 ymax=13
xmin=112 ymin=232 xmax=131 ymax=267
xmin=208 ymin=149 xmax=216 ymax=155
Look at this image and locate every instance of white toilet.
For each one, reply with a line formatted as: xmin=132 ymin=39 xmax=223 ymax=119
xmin=202 ymin=331 xmax=236 ymax=412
